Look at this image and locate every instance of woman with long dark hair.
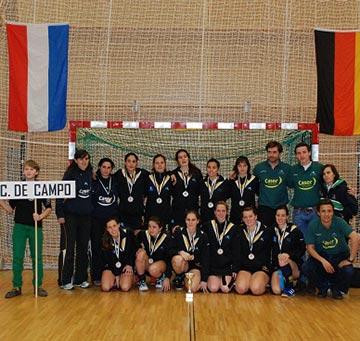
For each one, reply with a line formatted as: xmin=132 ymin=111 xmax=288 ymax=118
xmin=56 ymin=149 xmax=93 ymax=290
xmin=271 ymin=205 xmax=305 ymax=297
xmin=320 ymin=164 xmax=358 ymax=224
xmin=228 ymin=156 xmax=259 ymax=225
xmin=145 ymin=154 xmax=173 ymax=229
xmin=101 ymin=217 xmax=135 ymax=292
xmin=171 ymin=149 xmax=202 ymax=227
xmin=200 ymin=158 xmax=229 ymax=224
xmin=114 ymin=152 xmax=149 ymax=232
xmin=90 ymin=157 xmax=119 ymax=285
xmin=135 ymin=216 xmax=173 ymax=291
xmin=201 ymin=201 xmax=239 ymax=293
xmin=234 ymin=207 xmax=274 ymax=296
xmin=171 ymin=210 xmax=209 ymax=292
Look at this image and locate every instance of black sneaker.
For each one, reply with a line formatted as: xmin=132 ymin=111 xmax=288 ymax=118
xmin=36 ymin=287 xmax=48 ymax=297
xmin=317 ymin=288 xmax=328 ymax=298
xmin=173 ymin=274 xmax=184 ymax=290
xmin=5 ymin=287 xmax=22 ymax=299
xmin=331 ymin=290 xmax=343 ymax=300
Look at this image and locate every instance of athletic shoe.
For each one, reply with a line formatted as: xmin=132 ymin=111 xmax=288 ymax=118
xmin=35 ymin=287 xmax=48 ymax=297
xmin=138 ymin=280 xmax=149 ymax=292
xmin=281 ymin=287 xmax=295 ymax=297
xmin=331 ymin=290 xmax=344 ymax=300
xmin=317 ymin=288 xmax=328 ymax=298
xmin=155 ymin=274 xmax=166 ymax=289
xmin=61 ymin=283 xmax=74 ymax=290
xmin=5 ymin=287 xmax=21 ymax=298
xmin=74 ymin=281 xmax=90 ymax=289
xmin=173 ymin=274 xmax=184 ymax=290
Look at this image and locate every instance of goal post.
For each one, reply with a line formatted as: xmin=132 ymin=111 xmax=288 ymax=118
xmin=69 ymin=120 xmax=319 ymax=173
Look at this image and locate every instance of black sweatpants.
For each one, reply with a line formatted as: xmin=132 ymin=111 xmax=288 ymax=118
xmin=90 ymin=217 xmax=106 ymax=282
xmin=58 ymin=213 xmax=91 ymax=286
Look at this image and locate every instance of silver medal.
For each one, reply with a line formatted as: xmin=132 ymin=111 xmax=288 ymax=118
xmin=128 ymin=196 xmax=134 ymax=202
xmin=115 ymin=261 xmax=121 ymax=268
xmin=156 ymin=197 xmax=163 ymax=204
xmin=217 ymin=248 xmax=224 ymax=255
xmin=208 ymin=202 xmax=214 ymax=208
xmin=183 ymin=191 xmax=189 ymax=197
xmin=248 ymin=253 xmax=255 ymax=260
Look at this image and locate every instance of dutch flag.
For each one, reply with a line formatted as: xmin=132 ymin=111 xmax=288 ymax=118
xmin=6 ymin=22 xmax=69 ymax=132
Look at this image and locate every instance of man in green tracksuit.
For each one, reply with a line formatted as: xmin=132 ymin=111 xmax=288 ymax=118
xmin=253 ymin=140 xmax=291 ymax=227
xmin=289 ymin=142 xmax=323 ymax=236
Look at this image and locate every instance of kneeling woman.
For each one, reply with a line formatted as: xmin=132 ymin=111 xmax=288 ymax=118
xmin=271 ymin=205 xmax=305 ymax=297
xmin=172 ymin=210 xmax=209 ymax=292
xmin=235 ymin=207 xmax=275 ymax=295
xmin=135 ymin=217 xmax=173 ymax=291
xmin=201 ymin=201 xmax=239 ymax=293
xmin=101 ymin=217 xmax=135 ymax=292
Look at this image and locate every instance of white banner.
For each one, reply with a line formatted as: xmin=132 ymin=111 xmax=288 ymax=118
xmin=0 ymin=181 xmax=76 ymax=199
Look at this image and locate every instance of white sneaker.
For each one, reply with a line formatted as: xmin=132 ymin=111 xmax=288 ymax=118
xmin=74 ymin=281 xmax=90 ymax=289
xmin=61 ymin=283 xmax=74 ymax=290
xmin=155 ymin=274 xmax=165 ymax=289
xmin=138 ymin=280 xmax=149 ymax=292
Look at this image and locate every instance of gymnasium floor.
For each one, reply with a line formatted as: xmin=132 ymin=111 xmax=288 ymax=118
xmin=1 ymin=270 xmax=359 ymax=341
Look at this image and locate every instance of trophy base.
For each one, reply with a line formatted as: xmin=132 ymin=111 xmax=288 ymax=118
xmin=185 ymin=292 xmax=193 ymax=302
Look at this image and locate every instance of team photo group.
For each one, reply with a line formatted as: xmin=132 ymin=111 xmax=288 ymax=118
xmin=1 ymin=140 xmax=359 ymax=300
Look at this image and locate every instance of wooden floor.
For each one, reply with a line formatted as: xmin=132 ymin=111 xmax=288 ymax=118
xmin=1 ymin=271 xmax=360 ymax=341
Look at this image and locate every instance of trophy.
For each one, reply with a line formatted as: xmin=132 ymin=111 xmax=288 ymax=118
xmin=185 ymin=272 xmax=194 ymax=302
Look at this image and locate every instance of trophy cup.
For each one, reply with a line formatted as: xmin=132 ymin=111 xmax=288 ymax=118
xmin=185 ymin=272 xmax=194 ymax=302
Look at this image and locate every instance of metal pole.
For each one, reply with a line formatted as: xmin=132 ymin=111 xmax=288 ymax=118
xmin=34 ymin=199 xmax=38 ymax=298
xmin=185 ymin=272 xmax=196 ymax=340
xmin=188 ymin=301 xmax=196 ymax=341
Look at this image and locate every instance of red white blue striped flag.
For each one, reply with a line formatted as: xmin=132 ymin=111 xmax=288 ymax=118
xmin=6 ymin=22 xmax=69 ymax=132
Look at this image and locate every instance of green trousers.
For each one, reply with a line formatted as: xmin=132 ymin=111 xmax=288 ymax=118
xmin=12 ymin=223 xmax=43 ymax=288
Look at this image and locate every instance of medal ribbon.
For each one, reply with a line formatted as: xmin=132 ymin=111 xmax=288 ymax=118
xmin=236 ymin=175 xmax=255 ymax=199
xmin=206 ymin=177 xmax=223 ymax=200
xmin=146 ymin=231 xmax=167 ymax=255
xmin=211 ymin=220 xmax=234 ymax=247
xmin=182 ymin=230 xmax=199 ymax=252
xmin=178 ymin=171 xmax=192 ymax=190
xmin=149 ymin=174 xmax=170 ymax=197
xmin=123 ymin=169 xmax=141 ymax=196
xmin=244 ymin=221 xmax=263 ymax=252
xmin=275 ymin=225 xmax=292 ymax=251
xmin=98 ymin=176 xmax=112 ymax=196
xmin=113 ymin=236 xmax=126 ymax=259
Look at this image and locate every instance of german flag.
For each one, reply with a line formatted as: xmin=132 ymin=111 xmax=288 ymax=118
xmin=315 ymin=29 xmax=360 ymax=135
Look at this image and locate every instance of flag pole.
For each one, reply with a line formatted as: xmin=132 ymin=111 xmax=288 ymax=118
xmin=34 ymin=199 xmax=38 ymax=298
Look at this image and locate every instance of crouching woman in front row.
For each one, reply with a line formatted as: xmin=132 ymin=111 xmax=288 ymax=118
xmin=201 ymin=201 xmax=239 ymax=293
xmin=135 ymin=216 xmax=173 ymax=291
xmin=101 ymin=217 xmax=135 ymax=292
xmin=172 ymin=210 xmax=210 ymax=292
xmin=235 ymin=207 xmax=275 ymax=295
xmin=271 ymin=205 xmax=305 ymax=297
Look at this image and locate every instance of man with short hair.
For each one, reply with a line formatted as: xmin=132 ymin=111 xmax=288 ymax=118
xmin=253 ymin=140 xmax=291 ymax=227
xmin=304 ymin=199 xmax=359 ymax=299
xmin=289 ymin=142 xmax=323 ymax=236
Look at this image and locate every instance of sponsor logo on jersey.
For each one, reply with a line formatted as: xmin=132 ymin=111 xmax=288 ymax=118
xmin=297 ymin=177 xmax=316 ymax=191
xmin=264 ymin=177 xmax=282 ymax=189
xmin=78 ymin=188 xmax=91 ymax=198
xmin=322 ymin=237 xmax=338 ymax=249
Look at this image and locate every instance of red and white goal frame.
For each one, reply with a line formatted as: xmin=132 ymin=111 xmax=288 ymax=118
xmin=68 ymin=120 xmax=319 ymax=160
